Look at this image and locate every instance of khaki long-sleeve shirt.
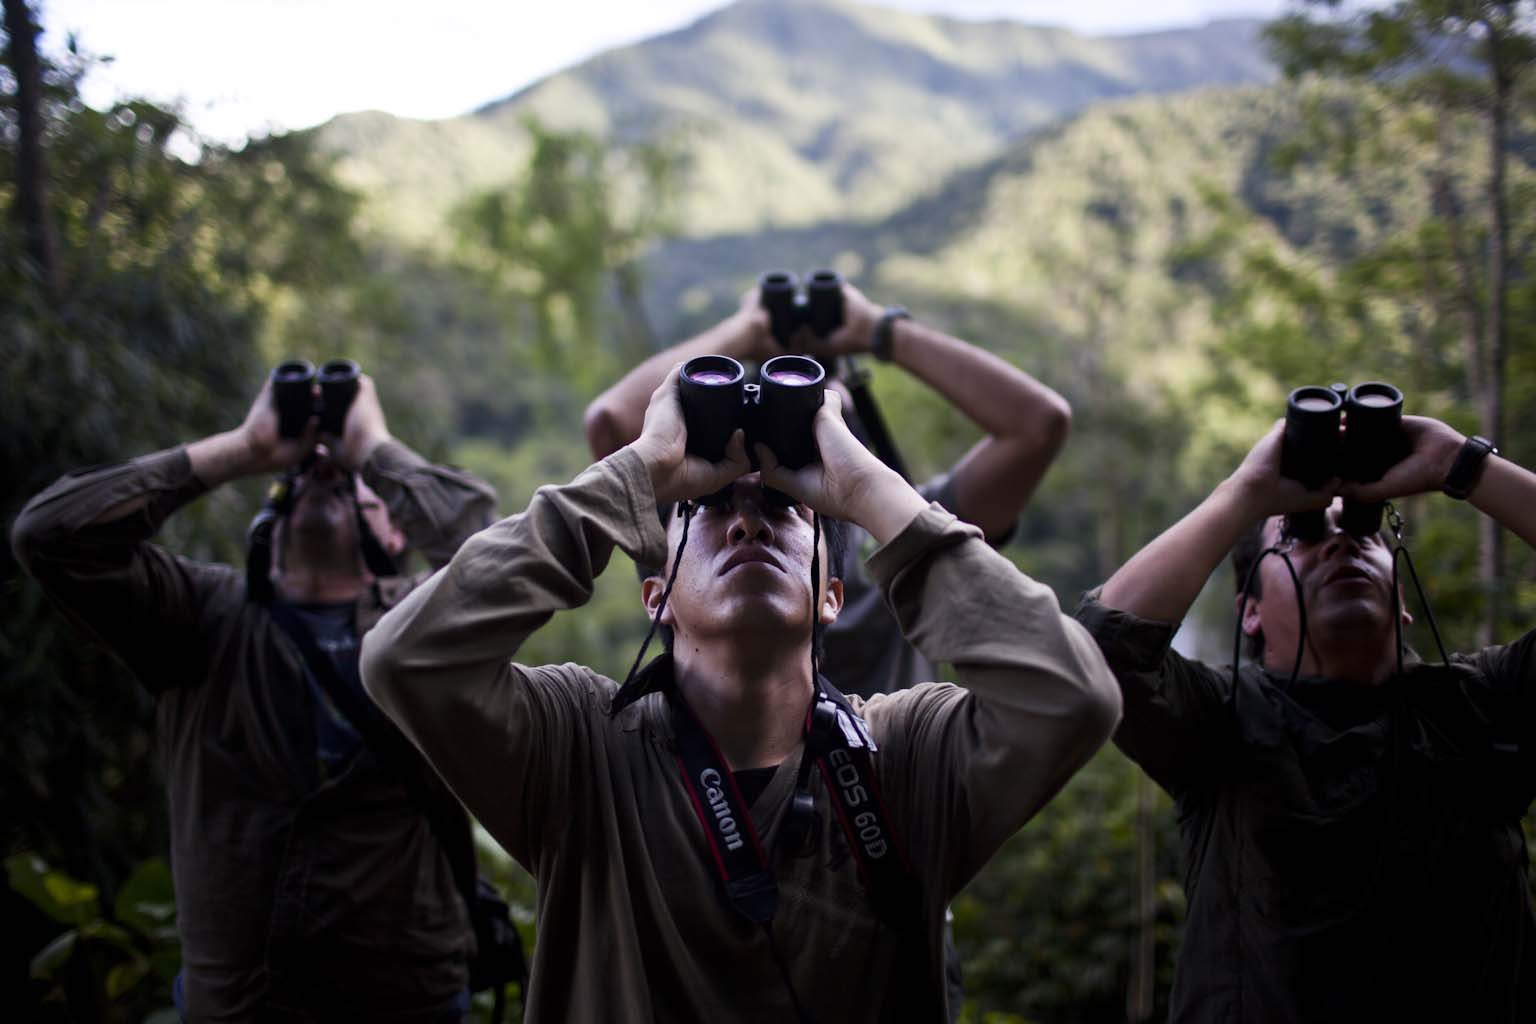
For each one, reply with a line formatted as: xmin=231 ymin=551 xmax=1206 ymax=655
xmin=362 ymin=447 xmax=1120 ymax=1023
xmin=12 ymin=440 xmax=498 ymax=1022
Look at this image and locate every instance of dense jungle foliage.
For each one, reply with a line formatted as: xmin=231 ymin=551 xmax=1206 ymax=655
xmin=4 ymin=1 xmax=1535 ymax=1020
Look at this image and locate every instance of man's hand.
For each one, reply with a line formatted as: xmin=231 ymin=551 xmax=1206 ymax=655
xmin=1226 ymin=420 xmax=1340 ymax=521
xmin=733 ymin=287 xmax=778 ymax=359
xmin=628 ymin=366 xmax=751 ymax=506
xmin=803 ymin=281 xmax=882 ymax=358
xmin=1340 ymin=415 xmax=1464 ymax=504
xmin=236 ymin=375 xmax=318 ymax=476
xmin=758 ymin=390 xmax=928 ymax=545
xmin=188 ymin=375 xmax=316 ymax=488
xmin=330 ymin=374 xmax=394 ymax=472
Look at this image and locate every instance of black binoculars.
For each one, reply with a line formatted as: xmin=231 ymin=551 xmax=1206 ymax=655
xmin=678 ymin=354 xmax=826 ymax=477
xmin=759 ymin=269 xmax=845 ymax=347
xmin=1280 ymin=381 xmax=1407 ymax=540
xmin=270 ymin=359 xmax=360 ymax=439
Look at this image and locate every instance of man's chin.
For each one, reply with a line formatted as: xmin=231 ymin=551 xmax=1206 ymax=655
xmin=1309 ymin=598 xmax=1395 ymax=642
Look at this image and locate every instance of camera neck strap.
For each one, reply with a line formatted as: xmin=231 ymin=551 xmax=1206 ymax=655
xmin=658 ymin=658 xmax=938 ymax=1020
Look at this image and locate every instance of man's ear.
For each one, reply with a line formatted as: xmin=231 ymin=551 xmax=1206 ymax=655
xmin=820 ymin=578 xmax=844 ymax=626
xmin=641 ymin=575 xmax=674 ymax=626
xmin=1236 ymin=592 xmax=1263 ymax=640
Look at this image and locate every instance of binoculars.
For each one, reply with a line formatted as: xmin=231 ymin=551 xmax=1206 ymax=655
xmin=759 ymin=269 xmax=844 ymax=347
xmin=270 ymin=359 xmax=360 ymax=439
xmin=678 ymin=354 xmax=826 ymax=476
xmin=1280 ymin=381 xmax=1407 ymax=540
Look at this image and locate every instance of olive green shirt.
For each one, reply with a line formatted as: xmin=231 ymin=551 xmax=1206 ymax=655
xmin=12 ymin=441 xmax=498 ymax=1021
xmin=363 ymin=447 xmax=1120 ymax=1023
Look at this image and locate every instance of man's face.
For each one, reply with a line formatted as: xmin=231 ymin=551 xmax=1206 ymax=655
xmin=286 ymin=458 xmax=359 ymax=549
xmin=1248 ymin=499 xmax=1400 ymax=659
xmin=280 ymin=457 xmax=403 ymax=572
xmin=647 ymin=474 xmax=841 ymax=648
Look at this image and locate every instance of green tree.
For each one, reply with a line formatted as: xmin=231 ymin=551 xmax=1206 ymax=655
xmin=1 ymin=6 xmax=377 ymax=1015
xmin=1267 ymin=0 xmax=1536 ymax=640
xmin=451 ymin=116 xmax=686 ymax=400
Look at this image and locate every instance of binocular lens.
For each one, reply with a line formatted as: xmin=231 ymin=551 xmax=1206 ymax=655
xmin=317 ymin=359 xmax=360 ymax=436
xmin=1281 ymin=386 xmax=1342 ymax=492
xmin=758 ymin=356 xmax=825 ymax=470
xmin=1353 ymin=391 xmax=1397 ymax=408
xmin=679 ymin=356 xmax=748 ymax=463
xmin=764 ymin=368 xmax=819 ymax=386
xmin=275 ymin=359 xmax=316 ymax=384
xmin=760 ymin=356 xmax=825 ymax=388
xmin=272 ymin=360 xmax=318 ymax=439
xmin=682 ymin=356 xmax=745 ymax=388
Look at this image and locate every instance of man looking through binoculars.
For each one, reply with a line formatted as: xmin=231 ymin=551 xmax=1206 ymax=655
xmin=12 ymin=371 xmax=498 ymax=1021
xmin=1074 ymin=410 xmax=1536 ymax=1022
xmin=360 ymin=369 xmax=1120 ymax=1022
xmin=583 ymin=277 xmax=1072 ymax=698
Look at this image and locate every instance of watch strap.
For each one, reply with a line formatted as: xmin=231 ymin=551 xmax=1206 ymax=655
xmin=870 ymin=306 xmax=911 ymax=362
xmin=1442 ymin=435 xmax=1498 ymax=500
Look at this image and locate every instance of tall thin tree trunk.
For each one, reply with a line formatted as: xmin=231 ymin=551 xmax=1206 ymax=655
xmin=2 ymin=0 xmax=60 ymax=295
xmin=1127 ymin=769 xmax=1157 ymax=1022
xmin=1480 ymin=27 xmax=1511 ymax=644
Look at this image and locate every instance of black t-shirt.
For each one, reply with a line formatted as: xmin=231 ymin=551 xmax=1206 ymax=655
xmin=287 ymin=601 xmax=364 ymax=776
xmin=733 ymin=765 xmax=778 ymax=807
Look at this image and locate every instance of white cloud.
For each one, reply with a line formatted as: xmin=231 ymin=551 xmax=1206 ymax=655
xmin=37 ymin=0 xmax=1288 ymax=142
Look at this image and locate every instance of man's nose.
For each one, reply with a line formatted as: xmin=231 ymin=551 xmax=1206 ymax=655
xmin=726 ymin=481 xmax=774 ymax=545
xmin=1319 ymin=523 xmax=1363 ymax=560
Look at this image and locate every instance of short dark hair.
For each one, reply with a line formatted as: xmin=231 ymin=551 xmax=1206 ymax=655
xmin=1230 ymin=517 xmax=1270 ymax=661
xmin=644 ymin=503 xmax=851 ymax=658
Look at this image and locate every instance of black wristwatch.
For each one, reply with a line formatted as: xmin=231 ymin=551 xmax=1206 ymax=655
xmin=1442 ymin=435 xmax=1498 ymax=500
xmin=870 ymin=306 xmax=911 ymax=362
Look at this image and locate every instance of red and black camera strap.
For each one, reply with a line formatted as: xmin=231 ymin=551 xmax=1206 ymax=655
xmin=615 ymin=652 xmax=941 ymax=1020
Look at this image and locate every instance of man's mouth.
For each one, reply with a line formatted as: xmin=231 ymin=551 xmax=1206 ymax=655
xmin=719 ymin=547 xmax=784 ymax=575
xmin=1320 ymin=563 xmax=1375 ymax=588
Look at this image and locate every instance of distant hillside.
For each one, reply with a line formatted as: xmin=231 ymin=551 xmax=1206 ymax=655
xmin=316 ymin=0 xmax=1273 ymax=243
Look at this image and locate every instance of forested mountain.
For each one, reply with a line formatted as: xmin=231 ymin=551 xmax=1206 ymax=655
xmin=317 ymin=0 xmax=1273 ymax=240
xmin=8 ymin=1 xmax=1534 ymax=1020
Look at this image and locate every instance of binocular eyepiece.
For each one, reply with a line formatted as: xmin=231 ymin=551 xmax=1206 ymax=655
xmin=678 ymin=354 xmax=826 ymax=487
xmin=271 ymin=359 xmax=361 ymax=439
xmin=760 ymin=269 xmax=845 ymax=347
xmin=1280 ymin=381 xmax=1407 ymax=540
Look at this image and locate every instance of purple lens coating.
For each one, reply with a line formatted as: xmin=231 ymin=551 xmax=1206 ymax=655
xmin=690 ymin=371 xmax=736 ymax=385
xmin=765 ymin=370 xmax=817 ymax=386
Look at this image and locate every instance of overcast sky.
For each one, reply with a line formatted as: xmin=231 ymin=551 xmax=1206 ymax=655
xmin=39 ymin=0 xmax=1290 ymax=143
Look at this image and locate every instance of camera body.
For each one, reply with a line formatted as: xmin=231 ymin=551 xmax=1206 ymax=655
xmin=270 ymin=359 xmax=361 ymax=438
xmin=1280 ymin=381 xmax=1407 ymax=540
xmin=678 ymin=354 xmax=826 ymax=474
xmin=759 ymin=270 xmax=845 ymax=347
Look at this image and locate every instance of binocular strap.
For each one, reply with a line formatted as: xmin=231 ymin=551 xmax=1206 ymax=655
xmin=244 ymin=470 xmax=302 ymax=604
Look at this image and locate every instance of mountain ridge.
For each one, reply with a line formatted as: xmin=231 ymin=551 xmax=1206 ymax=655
xmin=315 ymin=0 xmax=1275 ymax=242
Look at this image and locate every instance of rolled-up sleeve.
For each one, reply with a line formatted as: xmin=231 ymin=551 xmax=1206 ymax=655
xmin=1072 ymin=591 xmax=1233 ymax=796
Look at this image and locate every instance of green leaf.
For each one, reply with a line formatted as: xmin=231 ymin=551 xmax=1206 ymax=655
xmin=106 ymin=956 xmax=151 ymax=1000
xmin=114 ymin=857 xmax=177 ymax=936
xmin=6 ymin=853 xmax=100 ymax=925
xmin=29 ymin=930 xmax=77 ymax=980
